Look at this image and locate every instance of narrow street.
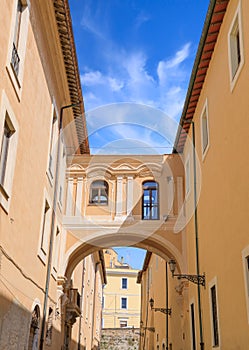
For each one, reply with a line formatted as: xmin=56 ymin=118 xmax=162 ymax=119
xmin=1 ymin=0 xmax=249 ymax=349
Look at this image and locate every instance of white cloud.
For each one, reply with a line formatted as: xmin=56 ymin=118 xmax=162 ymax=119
xmin=108 ymin=77 xmax=124 ymax=91
xmin=81 ymin=71 xmax=124 ymax=92
xmin=134 ymin=11 xmax=151 ymax=30
xmin=157 ymin=43 xmax=191 ymax=86
xmin=81 ymin=71 xmax=103 ymax=85
xmin=81 ymin=42 xmax=192 ymax=120
xmin=80 ymin=1 xmax=106 ymax=39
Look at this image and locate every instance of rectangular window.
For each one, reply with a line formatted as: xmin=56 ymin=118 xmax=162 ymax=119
xmin=120 ymin=320 xmax=127 ymax=328
xmin=121 ymin=297 xmax=127 ymax=309
xmin=0 ymin=100 xmax=18 ymax=213
xmin=245 ymin=256 xmax=249 ymax=296
xmin=142 ymin=181 xmax=159 ymax=220
xmin=48 ymin=109 xmax=58 ymax=181
xmin=41 ymin=200 xmax=50 ymax=254
xmin=52 ymin=227 xmax=60 ymax=275
xmin=228 ymin=3 xmax=244 ymax=87
xmin=242 ymin=249 xmax=249 ymax=323
xmin=0 ymin=120 xmax=14 ymax=187
xmin=201 ymin=102 xmax=209 ymax=156
xmin=185 ymin=157 xmax=190 ymax=195
xmin=210 ymin=285 xmax=219 ymax=346
xmin=122 ymin=278 xmax=128 ymax=289
xmin=190 ymin=303 xmax=196 ymax=350
xmin=11 ymin=0 xmax=24 ymax=76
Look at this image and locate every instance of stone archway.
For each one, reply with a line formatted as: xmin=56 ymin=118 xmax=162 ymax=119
xmin=63 ymin=232 xmax=185 ymax=281
xmin=62 ymin=153 xmax=188 ymax=281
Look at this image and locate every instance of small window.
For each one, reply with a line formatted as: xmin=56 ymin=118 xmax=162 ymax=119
xmin=245 ymin=256 xmax=249 ymax=297
xmin=122 ymin=278 xmax=128 ymax=289
xmin=120 ymin=320 xmax=127 ymax=328
xmin=90 ymin=180 xmax=108 ymax=205
xmin=47 ymin=109 xmax=58 ymax=182
xmin=185 ymin=158 xmax=190 ymax=195
xmin=242 ymin=250 xmax=249 ymax=323
xmin=28 ymin=305 xmax=40 ymax=350
xmin=11 ymin=0 xmax=25 ymax=76
xmin=41 ymin=201 xmax=50 ymax=251
xmin=210 ymin=285 xmax=219 ymax=346
xmin=45 ymin=307 xmax=53 ymax=346
xmin=121 ymin=297 xmax=127 ymax=309
xmin=142 ymin=181 xmax=159 ymax=220
xmin=228 ymin=3 xmax=244 ymax=86
xmin=52 ymin=227 xmax=60 ymax=275
xmin=0 ymin=120 xmax=15 ymax=187
xmin=0 ymin=105 xmax=18 ymax=213
xmin=201 ymin=102 xmax=209 ymax=156
xmin=190 ymin=303 xmax=196 ymax=350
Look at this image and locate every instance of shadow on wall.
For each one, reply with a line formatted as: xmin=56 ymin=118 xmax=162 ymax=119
xmin=0 ymin=293 xmax=85 ymax=350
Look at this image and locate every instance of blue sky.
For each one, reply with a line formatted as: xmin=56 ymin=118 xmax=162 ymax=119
xmin=68 ymin=0 xmax=210 ymax=268
xmin=113 ymin=247 xmax=146 ymax=270
xmin=69 ymin=0 xmax=209 ymax=113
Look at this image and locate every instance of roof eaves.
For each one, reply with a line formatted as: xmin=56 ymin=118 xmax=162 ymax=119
xmin=173 ymin=0 xmax=229 ymax=153
xmin=53 ymin=0 xmax=90 ymax=154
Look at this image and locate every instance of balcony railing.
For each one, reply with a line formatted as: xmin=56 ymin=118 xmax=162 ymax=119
xmin=11 ymin=43 xmax=20 ymax=77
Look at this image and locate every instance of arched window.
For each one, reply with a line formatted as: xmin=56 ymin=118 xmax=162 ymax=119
xmin=90 ymin=180 xmax=108 ymax=205
xmin=142 ymin=181 xmax=159 ymax=220
xmin=45 ymin=307 xmax=53 ymax=346
xmin=28 ymin=305 xmax=40 ymax=350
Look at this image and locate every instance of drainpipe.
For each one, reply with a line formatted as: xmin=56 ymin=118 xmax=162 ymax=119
xmin=191 ymin=121 xmax=204 ymax=350
xmin=165 ymin=262 xmax=169 ymax=350
xmin=39 ymin=101 xmax=82 ymax=350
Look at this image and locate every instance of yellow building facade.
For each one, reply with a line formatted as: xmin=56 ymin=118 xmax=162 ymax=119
xmin=139 ymin=0 xmax=249 ymax=349
xmin=138 ymin=252 xmax=190 ymax=350
xmin=0 ymin=1 xmax=104 ymax=349
xmin=2 ymin=0 xmax=249 ymax=349
xmin=102 ymin=249 xmax=140 ymax=329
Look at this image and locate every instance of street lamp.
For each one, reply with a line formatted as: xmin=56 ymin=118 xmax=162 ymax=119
xmin=168 ymin=259 xmax=205 ymax=287
xmin=149 ymin=298 xmax=172 ymax=316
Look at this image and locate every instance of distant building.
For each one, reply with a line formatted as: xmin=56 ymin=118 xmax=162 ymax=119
xmin=102 ymin=249 xmax=141 ymax=329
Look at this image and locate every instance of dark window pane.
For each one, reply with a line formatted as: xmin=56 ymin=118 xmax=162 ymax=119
xmin=90 ymin=180 xmax=108 ymax=204
xmin=122 ymin=278 xmax=127 ymax=289
xmin=211 ymin=286 xmax=219 ymax=346
xmin=142 ymin=181 xmax=159 ymax=220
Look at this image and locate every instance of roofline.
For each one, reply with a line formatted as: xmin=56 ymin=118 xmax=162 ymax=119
xmin=99 ymin=250 xmax=107 ymax=285
xmin=137 ymin=251 xmax=152 ymax=283
xmin=173 ymin=0 xmax=229 ymax=153
xmin=53 ymin=0 xmax=90 ymax=154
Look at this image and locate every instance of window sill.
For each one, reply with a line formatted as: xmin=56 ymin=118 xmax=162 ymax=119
xmin=142 ymin=218 xmax=160 ymax=221
xmin=88 ymin=203 xmax=108 ymax=206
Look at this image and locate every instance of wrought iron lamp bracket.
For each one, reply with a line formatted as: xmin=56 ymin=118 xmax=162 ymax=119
xmin=173 ymin=273 xmax=205 ymax=287
xmin=154 ymin=307 xmax=172 ymax=316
